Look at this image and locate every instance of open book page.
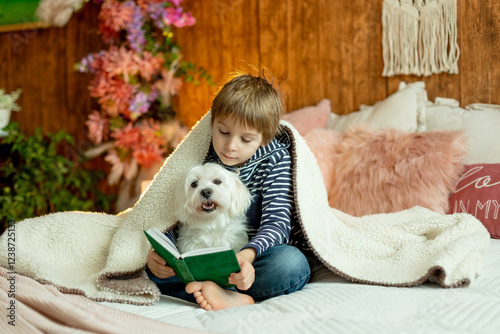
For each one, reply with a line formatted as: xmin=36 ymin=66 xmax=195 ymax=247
xmin=148 ymin=227 xmax=180 ymax=259
xmin=181 ymin=247 xmax=232 ymax=258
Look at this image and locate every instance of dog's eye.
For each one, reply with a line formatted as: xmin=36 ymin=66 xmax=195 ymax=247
xmin=213 ymin=179 xmax=222 ymax=185
xmin=190 ymin=181 xmax=199 ymax=188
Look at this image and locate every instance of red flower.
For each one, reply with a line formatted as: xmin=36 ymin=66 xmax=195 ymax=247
xmin=99 ymin=0 xmax=135 ymax=32
xmin=112 ymin=123 xmax=141 ymax=149
xmin=133 ymin=144 xmax=165 ymax=168
xmin=89 ymin=73 xmax=135 ymax=118
xmin=138 ymin=51 xmax=164 ymax=81
xmin=101 ymin=46 xmax=141 ymax=82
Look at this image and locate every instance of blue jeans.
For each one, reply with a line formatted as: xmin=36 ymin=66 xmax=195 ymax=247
xmin=146 ymin=244 xmax=311 ymax=303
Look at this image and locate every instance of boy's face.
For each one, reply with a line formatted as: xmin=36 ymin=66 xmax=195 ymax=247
xmin=212 ymin=114 xmax=264 ymax=167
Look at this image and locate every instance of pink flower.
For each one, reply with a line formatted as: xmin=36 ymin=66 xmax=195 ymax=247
xmin=112 ymin=123 xmax=141 ymax=149
xmin=133 ymin=145 xmax=165 ymax=168
xmin=138 ymin=51 xmax=164 ymax=81
xmin=174 ymin=12 xmax=195 ymax=28
xmin=164 ymin=7 xmax=196 ymax=28
xmin=99 ymin=0 xmax=135 ymax=32
xmin=104 ymin=149 xmax=139 ymax=184
xmin=123 ymin=119 xmax=167 ymax=168
xmin=138 ymin=119 xmax=165 ymax=147
xmin=86 ymin=111 xmax=109 ymax=144
xmin=89 ymin=73 xmax=135 ymax=117
xmin=101 ymin=46 xmax=141 ymax=82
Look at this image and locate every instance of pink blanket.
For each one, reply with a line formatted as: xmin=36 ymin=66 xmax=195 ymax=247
xmin=0 ymin=267 xmax=207 ymax=333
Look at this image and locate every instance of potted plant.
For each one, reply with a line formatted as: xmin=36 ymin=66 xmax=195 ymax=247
xmin=0 ymin=122 xmax=114 ymax=231
xmin=0 ymin=88 xmax=21 ymax=137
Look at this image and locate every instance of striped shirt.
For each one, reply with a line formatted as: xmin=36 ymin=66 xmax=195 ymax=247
xmin=204 ymin=131 xmax=295 ymax=256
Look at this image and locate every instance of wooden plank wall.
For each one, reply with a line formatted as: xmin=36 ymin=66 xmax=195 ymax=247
xmin=175 ymin=0 xmax=500 ymax=127
xmin=0 ymin=3 xmax=102 ymax=140
xmin=0 ymin=0 xmax=498 ymax=135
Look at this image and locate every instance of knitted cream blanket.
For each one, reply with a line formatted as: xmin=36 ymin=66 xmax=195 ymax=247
xmin=0 ymin=112 xmax=490 ymax=305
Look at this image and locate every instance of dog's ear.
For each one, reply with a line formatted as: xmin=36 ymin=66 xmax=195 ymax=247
xmin=229 ymin=175 xmax=252 ymax=218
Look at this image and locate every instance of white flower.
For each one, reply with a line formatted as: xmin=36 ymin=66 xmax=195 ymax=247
xmin=0 ymin=89 xmax=22 ymax=111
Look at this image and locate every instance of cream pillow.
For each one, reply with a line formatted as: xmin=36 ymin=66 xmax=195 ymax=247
xmin=425 ymin=99 xmax=500 ymax=164
xmin=328 ymin=81 xmax=427 ymax=132
xmin=466 ymin=103 xmax=500 ymax=112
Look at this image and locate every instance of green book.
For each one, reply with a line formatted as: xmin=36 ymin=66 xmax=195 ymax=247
xmin=144 ymin=227 xmax=241 ymax=288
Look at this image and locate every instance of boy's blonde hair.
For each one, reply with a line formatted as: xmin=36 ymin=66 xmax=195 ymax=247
xmin=211 ymin=71 xmax=284 ymax=144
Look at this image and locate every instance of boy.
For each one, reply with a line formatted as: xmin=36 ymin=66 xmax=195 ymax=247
xmin=146 ymin=72 xmax=311 ymax=311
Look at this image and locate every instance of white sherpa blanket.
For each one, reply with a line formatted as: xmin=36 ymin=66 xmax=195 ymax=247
xmin=0 ymin=112 xmax=491 ymax=305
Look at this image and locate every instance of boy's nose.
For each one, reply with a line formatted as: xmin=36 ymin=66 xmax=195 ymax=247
xmin=225 ymin=138 xmax=237 ymax=151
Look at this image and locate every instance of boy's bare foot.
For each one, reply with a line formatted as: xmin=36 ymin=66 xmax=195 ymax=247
xmin=185 ymin=281 xmax=254 ymax=311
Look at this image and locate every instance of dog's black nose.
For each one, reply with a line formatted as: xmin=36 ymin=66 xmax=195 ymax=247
xmin=201 ymin=188 xmax=212 ymax=199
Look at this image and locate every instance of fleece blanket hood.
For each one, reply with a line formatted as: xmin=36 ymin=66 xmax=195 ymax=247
xmin=0 ymin=111 xmax=491 ymax=305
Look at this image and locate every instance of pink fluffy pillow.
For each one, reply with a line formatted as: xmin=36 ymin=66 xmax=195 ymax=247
xmin=305 ymin=127 xmax=467 ymax=216
xmin=282 ymin=99 xmax=331 ymax=136
xmin=330 ymin=127 xmax=467 ymax=216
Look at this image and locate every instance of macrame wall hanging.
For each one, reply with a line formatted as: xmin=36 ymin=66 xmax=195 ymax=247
xmin=382 ymin=0 xmax=460 ymax=77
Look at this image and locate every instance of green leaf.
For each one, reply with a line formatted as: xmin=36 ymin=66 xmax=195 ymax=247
xmin=0 ymin=125 xmax=114 ymax=223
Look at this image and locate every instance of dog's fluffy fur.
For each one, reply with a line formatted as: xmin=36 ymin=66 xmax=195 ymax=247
xmin=174 ymin=163 xmax=252 ymax=254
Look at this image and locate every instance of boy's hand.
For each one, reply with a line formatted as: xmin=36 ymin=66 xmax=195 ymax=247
xmin=147 ymin=249 xmax=175 ymax=279
xmin=229 ymin=248 xmax=257 ymax=291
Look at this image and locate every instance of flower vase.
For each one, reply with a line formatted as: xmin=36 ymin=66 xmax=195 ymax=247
xmin=0 ymin=108 xmax=12 ymax=137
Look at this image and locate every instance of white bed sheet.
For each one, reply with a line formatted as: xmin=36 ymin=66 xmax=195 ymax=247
xmin=102 ymin=239 xmax=500 ymax=334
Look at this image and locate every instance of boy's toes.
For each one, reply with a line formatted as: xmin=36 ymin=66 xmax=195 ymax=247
xmin=185 ymin=281 xmax=202 ymax=294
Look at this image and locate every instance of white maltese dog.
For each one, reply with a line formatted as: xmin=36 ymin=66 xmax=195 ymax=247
xmin=174 ymin=163 xmax=252 ymax=254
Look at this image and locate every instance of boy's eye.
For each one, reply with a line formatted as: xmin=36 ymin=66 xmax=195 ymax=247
xmin=241 ymin=138 xmax=251 ymax=143
xmin=213 ymin=179 xmax=222 ymax=185
xmin=191 ymin=181 xmax=199 ymax=188
xmin=219 ymin=130 xmax=229 ymax=135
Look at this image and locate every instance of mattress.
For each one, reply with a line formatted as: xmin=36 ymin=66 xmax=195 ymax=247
xmin=101 ymin=238 xmax=500 ymax=334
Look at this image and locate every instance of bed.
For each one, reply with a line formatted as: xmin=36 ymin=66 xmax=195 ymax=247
xmin=1 ymin=81 xmax=499 ymax=334
xmin=102 ymin=238 xmax=500 ymax=333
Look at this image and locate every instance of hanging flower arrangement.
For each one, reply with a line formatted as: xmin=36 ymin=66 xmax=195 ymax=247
xmin=76 ymin=0 xmax=211 ymax=185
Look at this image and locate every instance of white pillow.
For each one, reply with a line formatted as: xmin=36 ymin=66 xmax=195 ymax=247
xmin=466 ymin=103 xmax=500 ymax=112
xmin=425 ymin=99 xmax=500 ymax=164
xmin=328 ymin=81 xmax=427 ymax=132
